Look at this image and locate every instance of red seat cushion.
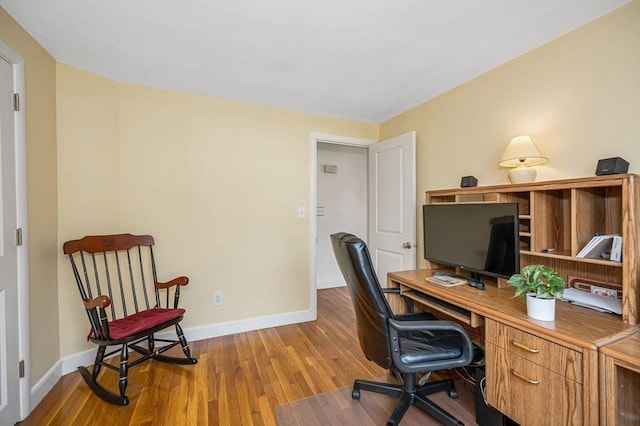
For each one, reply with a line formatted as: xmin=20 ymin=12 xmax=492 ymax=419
xmin=105 ymin=308 xmax=185 ymax=340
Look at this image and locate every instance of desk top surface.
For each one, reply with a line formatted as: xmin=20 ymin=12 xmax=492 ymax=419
xmin=600 ymin=330 xmax=640 ymax=365
xmin=388 ymin=269 xmax=638 ymax=351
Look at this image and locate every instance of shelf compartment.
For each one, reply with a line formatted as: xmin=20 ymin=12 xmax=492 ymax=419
xmin=521 ymin=250 xmax=623 ymax=267
xmin=532 ymin=189 xmax=571 ymax=253
xmin=519 ymin=236 xmax=531 ymax=252
xmin=498 ymin=191 xmax=531 ymax=216
xmin=426 ymin=194 xmax=456 ymax=204
xmin=520 ymin=252 xmax=623 ymax=291
xmin=573 ymin=186 xmax=623 ymax=256
xmin=519 ymin=215 xmax=532 ymax=251
xmin=519 ymin=216 xmax=531 ymax=232
xmin=456 ymin=194 xmax=486 ymax=203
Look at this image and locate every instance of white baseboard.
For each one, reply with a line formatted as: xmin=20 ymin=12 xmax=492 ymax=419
xmin=61 ymin=347 xmax=99 ymax=376
xmin=179 ymin=308 xmax=316 ymax=342
xmin=30 ymin=360 xmax=62 ymax=411
xmin=316 ymin=280 xmax=345 ymax=289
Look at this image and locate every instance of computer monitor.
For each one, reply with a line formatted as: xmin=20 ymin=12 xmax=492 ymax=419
xmin=423 ymin=202 xmax=520 ymax=283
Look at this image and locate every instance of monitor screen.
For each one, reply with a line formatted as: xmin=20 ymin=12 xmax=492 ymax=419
xmin=423 ymin=203 xmax=520 ymax=279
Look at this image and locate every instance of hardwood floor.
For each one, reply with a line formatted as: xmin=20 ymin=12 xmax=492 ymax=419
xmin=18 ymin=287 xmax=476 ymax=425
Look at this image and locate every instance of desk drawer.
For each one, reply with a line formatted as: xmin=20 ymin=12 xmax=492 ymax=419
xmin=486 ymin=320 xmax=582 ymax=382
xmin=486 ymin=342 xmax=582 ymax=426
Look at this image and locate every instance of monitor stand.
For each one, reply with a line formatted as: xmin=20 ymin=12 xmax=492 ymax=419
xmin=468 ymin=272 xmax=485 ymax=290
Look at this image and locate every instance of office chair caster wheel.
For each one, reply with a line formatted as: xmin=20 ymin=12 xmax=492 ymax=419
xmin=352 ymin=389 xmax=360 ymax=400
xmin=448 ymin=389 xmax=458 ymax=399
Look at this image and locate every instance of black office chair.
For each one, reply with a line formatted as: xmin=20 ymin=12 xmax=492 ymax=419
xmin=331 ymin=232 xmax=474 ymax=426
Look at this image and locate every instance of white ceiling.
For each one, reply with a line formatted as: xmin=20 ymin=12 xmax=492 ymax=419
xmin=0 ymin=0 xmax=629 ymax=123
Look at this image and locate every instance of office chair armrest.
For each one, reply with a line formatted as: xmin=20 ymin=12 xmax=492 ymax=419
xmin=155 ymin=276 xmax=190 ymax=289
xmin=382 ymin=287 xmax=415 ymax=314
xmin=388 ymin=318 xmax=467 ymax=333
xmin=387 ymin=318 xmax=474 ymax=373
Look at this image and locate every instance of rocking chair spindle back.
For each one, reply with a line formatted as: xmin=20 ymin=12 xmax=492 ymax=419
xmin=63 ymin=233 xmax=197 ymax=406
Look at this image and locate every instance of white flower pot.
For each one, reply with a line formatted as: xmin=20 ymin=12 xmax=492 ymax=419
xmin=526 ymin=293 xmax=556 ymax=321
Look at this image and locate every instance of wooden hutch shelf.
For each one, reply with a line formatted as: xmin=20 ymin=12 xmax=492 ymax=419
xmin=425 ymin=174 xmax=639 ymax=325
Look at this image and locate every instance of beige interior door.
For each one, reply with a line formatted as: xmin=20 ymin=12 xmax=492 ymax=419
xmin=368 ymin=131 xmax=416 ymax=286
xmin=0 ymin=55 xmax=21 ymax=426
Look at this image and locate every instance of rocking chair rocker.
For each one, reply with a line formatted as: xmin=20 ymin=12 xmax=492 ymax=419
xmin=63 ymin=233 xmax=198 ymax=405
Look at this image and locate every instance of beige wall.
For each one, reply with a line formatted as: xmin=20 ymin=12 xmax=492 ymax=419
xmin=380 ymin=1 xmax=640 ymax=264
xmin=56 ymin=67 xmax=378 ymax=356
xmin=0 ymin=8 xmax=59 ymax=386
xmin=56 ymin=64 xmax=122 ymax=356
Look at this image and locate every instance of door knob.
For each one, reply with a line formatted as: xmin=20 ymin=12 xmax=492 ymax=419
xmin=402 ymin=242 xmax=414 ymax=249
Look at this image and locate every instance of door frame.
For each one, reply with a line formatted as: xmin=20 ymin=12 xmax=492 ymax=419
xmin=0 ymin=41 xmax=30 ymax=420
xmin=309 ymin=132 xmax=376 ymax=319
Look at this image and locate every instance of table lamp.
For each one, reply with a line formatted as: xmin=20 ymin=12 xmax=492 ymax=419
xmin=499 ymin=135 xmax=548 ymax=183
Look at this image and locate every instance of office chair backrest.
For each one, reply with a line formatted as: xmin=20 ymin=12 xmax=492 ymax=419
xmin=331 ymin=232 xmax=394 ymax=369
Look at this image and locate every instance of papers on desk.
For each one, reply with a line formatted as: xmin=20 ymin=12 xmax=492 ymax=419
xmin=426 ymin=275 xmax=468 ymax=287
xmin=562 ymin=288 xmax=622 ymax=315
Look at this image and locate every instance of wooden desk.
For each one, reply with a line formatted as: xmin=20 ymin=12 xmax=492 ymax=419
xmin=599 ymin=331 xmax=640 ymax=425
xmin=388 ymin=269 xmax=637 ymax=426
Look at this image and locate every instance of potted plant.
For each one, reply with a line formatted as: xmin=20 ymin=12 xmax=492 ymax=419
xmin=507 ymin=264 xmax=565 ymax=321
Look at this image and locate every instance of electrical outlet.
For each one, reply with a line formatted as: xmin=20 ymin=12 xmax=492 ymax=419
xmin=297 ymin=206 xmax=306 ymax=218
xmin=213 ymin=291 xmax=223 ymax=306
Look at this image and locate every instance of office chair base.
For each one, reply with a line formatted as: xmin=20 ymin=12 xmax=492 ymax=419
xmin=352 ymin=377 xmax=464 ymax=426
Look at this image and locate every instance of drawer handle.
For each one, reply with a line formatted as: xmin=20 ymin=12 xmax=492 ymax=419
xmin=510 ymin=339 xmax=540 ymax=353
xmin=511 ymin=369 xmax=540 ymax=385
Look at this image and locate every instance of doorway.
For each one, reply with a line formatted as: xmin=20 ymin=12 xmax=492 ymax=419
xmin=309 ymin=132 xmax=416 ymax=320
xmin=316 ymin=142 xmax=368 ymax=289
xmin=309 ymin=133 xmax=375 ymax=319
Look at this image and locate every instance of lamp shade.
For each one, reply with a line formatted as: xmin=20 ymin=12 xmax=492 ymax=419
xmin=499 ymin=135 xmax=548 ymax=168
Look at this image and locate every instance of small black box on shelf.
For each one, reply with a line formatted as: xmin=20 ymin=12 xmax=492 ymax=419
xmin=461 ymin=176 xmax=478 ymax=187
xmin=595 ymin=157 xmax=629 ymax=175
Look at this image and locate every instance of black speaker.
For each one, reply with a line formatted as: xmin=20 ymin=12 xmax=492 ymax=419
xmin=461 ymin=176 xmax=478 ymax=187
xmin=595 ymin=157 xmax=629 ymax=176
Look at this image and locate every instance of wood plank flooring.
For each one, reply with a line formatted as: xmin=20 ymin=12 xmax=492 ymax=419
xmin=18 ymin=287 xmax=476 ymax=425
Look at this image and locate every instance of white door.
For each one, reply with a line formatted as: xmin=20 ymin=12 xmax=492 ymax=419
xmin=0 ymin=55 xmax=21 ymax=426
xmin=368 ymin=132 xmax=416 ymax=286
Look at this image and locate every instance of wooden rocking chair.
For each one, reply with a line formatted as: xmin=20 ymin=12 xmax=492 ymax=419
xmin=63 ymin=233 xmax=198 ymax=405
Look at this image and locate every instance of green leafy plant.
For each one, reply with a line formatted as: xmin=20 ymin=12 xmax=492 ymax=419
xmin=507 ymin=264 xmax=566 ymax=299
